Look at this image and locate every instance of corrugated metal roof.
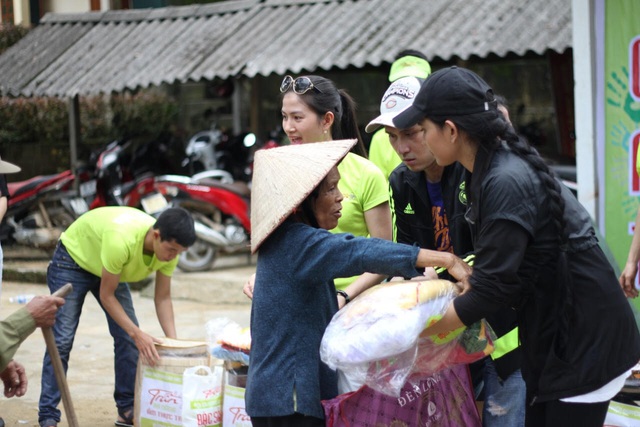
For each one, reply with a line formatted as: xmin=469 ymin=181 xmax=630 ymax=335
xmin=0 ymin=0 xmax=571 ymax=97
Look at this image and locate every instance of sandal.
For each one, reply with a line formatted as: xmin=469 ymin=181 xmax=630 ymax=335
xmin=115 ymin=407 xmax=133 ymax=427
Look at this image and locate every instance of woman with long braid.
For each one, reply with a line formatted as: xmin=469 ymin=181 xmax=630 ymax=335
xmin=393 ymin=66 xmax=640 ymax=426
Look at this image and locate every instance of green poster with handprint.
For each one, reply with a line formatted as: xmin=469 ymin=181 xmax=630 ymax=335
xmin=604 ymin=0 xmax=640 ymax=282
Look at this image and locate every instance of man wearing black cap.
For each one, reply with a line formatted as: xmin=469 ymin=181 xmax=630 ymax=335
xmin=372 ymin=73 xmax=526 ymax=426
xmin=392 ymin=66 xmax=640 ymax=427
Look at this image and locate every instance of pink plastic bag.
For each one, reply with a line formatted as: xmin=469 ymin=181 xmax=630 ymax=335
xmin=323 ymin=364 xmax=481 ymax=427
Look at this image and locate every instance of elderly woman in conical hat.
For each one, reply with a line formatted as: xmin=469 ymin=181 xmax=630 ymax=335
xmin=245 ymin=139 xmax=472 ymax=427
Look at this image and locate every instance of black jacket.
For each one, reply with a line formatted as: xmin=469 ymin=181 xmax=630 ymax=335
xmin=389 ymin=162 xmax=521 ymax=380
xmin=454 ymin=146 xmax=640 ymax=402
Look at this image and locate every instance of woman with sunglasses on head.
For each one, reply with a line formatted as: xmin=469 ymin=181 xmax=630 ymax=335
xmin=279 ymin=75 xmax=392 ymax=307
xmin=393 ymin=66 xmax=640 ymax=427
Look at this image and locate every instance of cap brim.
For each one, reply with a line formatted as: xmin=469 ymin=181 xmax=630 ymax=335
xmin=0 ymin=160 xmax=21 ymax=174
xmin=392 ymin=105 xmax=425 ymax=130
xmin=365 ymin=112 xmax=399 ymax=133
xmin=389 ymin=64 xmax=431 ymax=82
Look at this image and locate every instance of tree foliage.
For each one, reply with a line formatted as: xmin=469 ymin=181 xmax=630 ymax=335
xmin=0 ymin=23 xmax=29 ymax=55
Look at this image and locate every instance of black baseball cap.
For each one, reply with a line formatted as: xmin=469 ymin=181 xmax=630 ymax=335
xmin=392 ymin=66 xmax=495 ymax=129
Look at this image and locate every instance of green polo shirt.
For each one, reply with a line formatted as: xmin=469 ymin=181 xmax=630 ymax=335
xmin=60 ymin=207 xmax=178 ymax=282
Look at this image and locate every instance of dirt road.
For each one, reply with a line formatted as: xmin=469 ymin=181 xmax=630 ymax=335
xmin=0 ymin=280 xmax=251 ymax=426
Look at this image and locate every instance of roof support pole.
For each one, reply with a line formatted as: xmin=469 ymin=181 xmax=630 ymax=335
xmin=68 ymin=94 xmax=81 ymax=191
xmin=572 ymin=0 xmax=598 ymax=223
xmin=232 ymin=77 xmax=242 ymax=135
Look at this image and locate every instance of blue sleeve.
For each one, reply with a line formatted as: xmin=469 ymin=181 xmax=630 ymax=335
xmin=278 ymin=224 xmax=421 ymax=283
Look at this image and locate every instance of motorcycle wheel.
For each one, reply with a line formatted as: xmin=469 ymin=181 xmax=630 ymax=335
xmin=177 ymin=238 xmax=217 ymax=272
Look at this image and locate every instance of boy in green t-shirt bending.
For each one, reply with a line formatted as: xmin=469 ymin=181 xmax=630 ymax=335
xmin=38 ymin=206 xmax=196 ymax=427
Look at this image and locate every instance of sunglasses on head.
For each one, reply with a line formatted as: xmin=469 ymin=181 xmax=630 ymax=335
xmin=279 ymin=75 xmax=322 ymax=95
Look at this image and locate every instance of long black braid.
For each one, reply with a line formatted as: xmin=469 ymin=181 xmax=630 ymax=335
xmin=431 ymin=97 xmax=572 ymax=353
xmin=497 ymin=110 xmax=573 ymax=355
xmin=500 ymin=122 xmax=567 ymax=244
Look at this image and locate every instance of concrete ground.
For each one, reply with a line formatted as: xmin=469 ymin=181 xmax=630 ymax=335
xmin=0 ymin=245 xmax=254 ymax=427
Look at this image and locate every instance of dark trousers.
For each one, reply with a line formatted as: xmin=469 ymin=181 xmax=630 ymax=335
xmin=525 ymin=399 xmax=610 ymax=427
xmin=251 ymin=413 xmax=324 ymax=427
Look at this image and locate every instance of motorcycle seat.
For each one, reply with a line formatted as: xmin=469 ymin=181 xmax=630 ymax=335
xmin=8 ymin=172 xmax=72 ymax=198
xmin=197 ymin=178 xmax=251 ymax=198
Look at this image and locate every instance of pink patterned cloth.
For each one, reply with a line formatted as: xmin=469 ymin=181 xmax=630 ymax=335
xmin=322 ymin=364 xmax=480 ymax=427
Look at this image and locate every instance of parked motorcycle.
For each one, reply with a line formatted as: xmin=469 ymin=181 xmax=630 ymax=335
xmin=87 ymin=137 xmax=177 ymax=211
xmin=1 ymin=170 xmax=89 ymax=248
xmin=184 ymin=128 xmax=256 ymax=183
xmin=151 ymin=171 xmax=251 ymax=272
xmin=84 ymin=135 xmax=251 ymax=272
xmin=183 ymin=125 xmax=225 ymax=174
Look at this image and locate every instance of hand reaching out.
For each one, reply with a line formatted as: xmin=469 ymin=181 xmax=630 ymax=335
xmin=446 ymin=255 xmax=473 ymax=285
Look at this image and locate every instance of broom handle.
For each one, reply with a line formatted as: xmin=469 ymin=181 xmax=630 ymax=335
xmin=42 ymin=283 xmax=79 ymax=427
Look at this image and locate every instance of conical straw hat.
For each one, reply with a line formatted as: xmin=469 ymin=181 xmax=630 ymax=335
xmin=250 ymin=139 xmax=356 ymax=253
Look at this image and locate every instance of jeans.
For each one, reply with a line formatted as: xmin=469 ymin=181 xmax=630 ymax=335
xmin=480 ymin=358 xmax=526 ymax=427
xmin=38 ymin=242 xmax=139 ymax=424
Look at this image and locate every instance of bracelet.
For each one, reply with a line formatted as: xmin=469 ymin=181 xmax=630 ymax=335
xmin=336 ymin=289 xmax=351 ymax=304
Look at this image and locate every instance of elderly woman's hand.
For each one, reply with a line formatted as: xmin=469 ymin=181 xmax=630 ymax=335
xmin=243 ymin=274 xmax=256 ymax=299
xmin=446 ymin=254 xmax=472 ymax=286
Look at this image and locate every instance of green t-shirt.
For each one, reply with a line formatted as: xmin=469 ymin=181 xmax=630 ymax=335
xmin=60 ymin=206 xmax=178 ymax=282
xmin=368 ymin=128 xmax=402 ymax=179
xmin=331 ymin=152 xmax=390 ymax=290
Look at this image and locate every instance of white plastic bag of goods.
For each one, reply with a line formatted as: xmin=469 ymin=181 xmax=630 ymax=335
xmin=182 ymin=365 xmax=224 ymax=427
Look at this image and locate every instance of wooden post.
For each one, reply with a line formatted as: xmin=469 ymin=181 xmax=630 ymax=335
xmin=68 ymin=95 xmax=81 ymax=193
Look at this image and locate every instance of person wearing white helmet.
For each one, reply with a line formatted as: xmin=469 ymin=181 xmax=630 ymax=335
xmin=367 ymin=49 xmax=431 ymax=179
